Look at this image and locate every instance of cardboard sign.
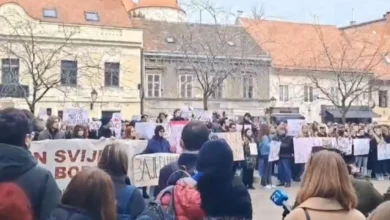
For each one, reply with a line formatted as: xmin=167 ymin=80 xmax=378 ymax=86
xmin=249 ymin=143 xmax=258 ymax=155
xmin=269 ymin=141 xmax=281 ymax=162
xmin=378 ymin=143 xmax=390 ymax=161
xmin=287 ymin=119 xmax=305 ymax=137
xmin=353 ymin=139 xmax=370 ymax=156
xmin=63 ymin=108 xmax=88 ymax=126
xmin=135 ymin=122 xmax=169 ymax=140
xmin=111 ymin=113 xmax=122 ymax=138
xmin=215 ymin=132 xmax=244 ymax=161
xmin=293 ymin=138 xmax=315 ymax=164
xmin=29 ymin=139 xmax=148 ymax=190
xmin=168 ymin=121 xmax=189 ymax=154
xmin=336 ymin=138 xmax=353 ymax=155
xmin=88 ymin=121 xmax=102 ymax=131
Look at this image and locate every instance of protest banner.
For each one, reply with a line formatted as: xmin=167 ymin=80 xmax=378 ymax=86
xmin=192 ymin=109 xmax=212 ymax=121
xmin=135 ymin=122 xmax=169 ymax=140
xmin=29 ymin=139 xmax=148 ymax=190
xmin=377 ymin=143 xmax=390 ymax=161
xmin=269 ymin=141 xmax=281 ymax=162
xmin=312 ymin=137 xmax=337 ymax=148
xmin=336 ymin=138 xmax=353 ymax=155
xmin=249 ymin=143 xmax=258 ymax=155
xmin=63 ymin=108 xmax=89 ymax=126
xmin=132 ymin=153 xmax=179 ymax=187
xmin=353 ymin=139 xmax=370 ymax=156
xmin=168 ymin=121 xmax=189 ymax=154
xmin=215 ymin=132 xmax=244 ymax=161
xmin=112 ymin=113 xmax=122 ymax=138
xmin=293 ymin=138 xmax=315 ymax=164
xmin=287 ymin=119 xmax=305 ymax=137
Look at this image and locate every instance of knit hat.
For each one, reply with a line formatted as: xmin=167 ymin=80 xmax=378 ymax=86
xmin=196 ymin=139 xmax=233 ymax=179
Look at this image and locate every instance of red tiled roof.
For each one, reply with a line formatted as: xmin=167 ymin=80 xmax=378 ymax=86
xmin=122 ymin=0 xmax=136 ymax=12
xmin=0 ymin=0 xmax=133 ymax=28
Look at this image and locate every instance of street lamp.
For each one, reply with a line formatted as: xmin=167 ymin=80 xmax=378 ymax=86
xmin=90 ymin=89 xmax=98 ymax=110
xmin=269 ymin=96 xmax=277 ymax=107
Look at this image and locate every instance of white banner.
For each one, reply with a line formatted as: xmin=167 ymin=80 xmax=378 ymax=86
xmin=268 ymin=141 xmax=281 ymax=162
xmin=30 ymin=139 xmax=150 ymax=190
xmin=353 ymin=139 xmax=370 ymax=156
xmin=378 ymin=143 xmax=390 ymax=161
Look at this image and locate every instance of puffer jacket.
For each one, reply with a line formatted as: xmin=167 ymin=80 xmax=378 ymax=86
xmin=160 ymin=178 xmax=204 ymax=220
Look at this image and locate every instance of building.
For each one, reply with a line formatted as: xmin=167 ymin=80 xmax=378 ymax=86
xmin=240 ymin=18 xmax=379 ymax=123
xmin=131 ymin=19 xmax=271 ymax=117
xmin=124 ymin=0 xmax=186 ymax=22
xmin=0 ymin=0 xmax=143 ymax=119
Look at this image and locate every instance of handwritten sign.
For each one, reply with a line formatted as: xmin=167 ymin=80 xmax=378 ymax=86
xmin=336 ymin=138 xmax=353 ymax=155
xmin=29 ymin=139 xmax=148 ymax=190
xmin=269 ymin=141 xmax=281 ymax=162
xmin=249 ymin=143 xmax=258 ymax=155
xmin=88 ymin=121 xmax=102 ymax=131
xmin=293 ymin=138 xmax=314 ymax=164
xmin=168 ymin=121 xmax=189 ymax=154
xmin=135 ymin=122 xmax=169 ymax=140
xmin=63 ymin=108 xmax=88 ymax=126
xmin=312 ymin=138 xmax=337 ymax=148
xmin=378 ymin=143 xmax=390 ymax=161
xmin=287 ymin=119 xmax=305 ymax=137
xmin=132 ymin=153 xmax=180 ymax=187
xmin=215 ymin=132 xmax=244 ymax=161
xmin=192 ymin=109 xmax=212 ymax=121
xmin=112 ymin=113 xmax=122 ymax=138
xmin=353 ymin=139 xmax=370 ymax=156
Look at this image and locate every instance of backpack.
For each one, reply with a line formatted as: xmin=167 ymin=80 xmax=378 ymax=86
xmin=117 ymin=185 xmax=137 ymax=220
xmin=166 ymin=162 xmax=193 ymax=186
xmin=135 ymin=186 xmax=176 ymax=220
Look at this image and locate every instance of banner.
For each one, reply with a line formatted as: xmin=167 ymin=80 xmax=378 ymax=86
xmin=353 ymin=139 xmax=370 ymax=156
xmin=132 ymin=153 xmax=179 ymax=187
xmin=63 ymin=108 xmax=89 ymax=126
xmin=30 ymin=139 xmax=148 ymax=190
xmin=268 ymin=141 xmax=281 ymax=162
xmin=378 ymin=143 xmax=390 ymax=161
xmin=287 ymin=119 xmax=305 ymax=137
xmin=215 ymin=132 xmax=244 ymax=161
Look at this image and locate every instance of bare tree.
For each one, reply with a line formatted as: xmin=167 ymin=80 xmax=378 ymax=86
xmin=0 ymin=12 xmax=102 ymax=113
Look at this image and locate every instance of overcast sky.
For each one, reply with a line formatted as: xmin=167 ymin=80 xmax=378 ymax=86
xmin=183 ymin=0 xmax=390 ymax=27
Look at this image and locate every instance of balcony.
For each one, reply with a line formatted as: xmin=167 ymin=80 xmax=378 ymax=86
xmin=0 ymin=84 xmax=29 ymax=98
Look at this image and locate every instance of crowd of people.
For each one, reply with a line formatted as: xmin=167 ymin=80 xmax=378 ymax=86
xmin=1 ymin=107 xmax=390 ymax=220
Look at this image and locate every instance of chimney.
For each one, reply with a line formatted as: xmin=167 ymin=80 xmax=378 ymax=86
xmin=350 ymin=20 xmax=356 ymax=25
xmin=235 ymin=10 xmax=243 ymax=25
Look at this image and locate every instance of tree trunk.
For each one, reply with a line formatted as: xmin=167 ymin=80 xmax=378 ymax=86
xmin=29 ymin=103 xmax=35 ymax=115
xmin=341 ymin=109 xmax=347 ymax=124
xmin=203 ymin=93 xmax=208 ymax=110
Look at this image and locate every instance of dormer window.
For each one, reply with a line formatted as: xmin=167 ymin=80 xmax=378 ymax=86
xmin=85 ymin=12 xmax=99 ymax=21
xmin=43 ymin=8 xmax=57 ymax=18
xmin=166 ymin=36 xmax=175 ymax=43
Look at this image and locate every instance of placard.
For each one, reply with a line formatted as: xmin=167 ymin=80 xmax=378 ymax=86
xmin=353 ymin=139 xmax=370 ymax=156
xmin=135 ymin=122 xmax=168 ymax=140
xmin=63 ymin=108 xmax=88 ymax=126
xmin=112 ymin=113 xmax=122 ymax=138
xmin=88 ymin=121 xmax=102 ymax=131
xmin=336 ymin=138 xmax=353 ymax=155
xmin=168 ymin=121 xmax=189 ymax=154
xmin=269 ymin=141 xmax=281 ymax=162
xmin=287 ymin=119 xmax=305 ymax=137
xmin=29 ymin=139 xmax=148 ymax=190
xmin=293 ymin=138 xmax=315 ymax=164
xmin=215 ymin=132 xmax=244 ymax=161
xmin=249 ymin=143 xmax=258 ymax=155
xmin=378 ymin=143 xmax=390 ymax=161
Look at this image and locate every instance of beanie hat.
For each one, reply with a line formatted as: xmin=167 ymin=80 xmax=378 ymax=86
xmin=196 ymin=139 xmax=233 ymax=178
xmin=100 ymin=116 xmax=111 ymax=126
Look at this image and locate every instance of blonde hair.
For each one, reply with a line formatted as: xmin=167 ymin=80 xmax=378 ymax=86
xmin=296 ymin=150 xmax=357 ymax=210
xmin=368 ymin=201 xmax=390 ymax=220
xmin=98 ymin=142 xmax=129 ymax=176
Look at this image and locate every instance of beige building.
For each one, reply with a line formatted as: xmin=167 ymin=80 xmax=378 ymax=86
xmin=0 ymin=0 xmax=143 ymax=119
xmin=131 ymin=19 xmax=271 ymax=118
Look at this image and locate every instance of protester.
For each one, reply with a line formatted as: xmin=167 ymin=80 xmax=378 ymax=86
xmin=355 ymin=128 xmax=369 ymax=177
xmin=242 ymin=128 xmax=256 ymax=189
xmin=171 ymin=109 xmax=185 ymax=121
xmin=369 ymin=126 xmax=386 ymax=180
xmin=140 ymin=114 xmax=148 ymax=122
xmin=154 ymin=121 xmax=210 ymax=197
xmin=49 ymin=168 xmax=116 ymax=220
xmin=241 ymin=112 xmax=254 ymax=134
xmin=368 ymin=201 xmax=390 ymax=220
xmin=285 ymin=150 xmax=365 ymax=220
xmin=0 ymin=108 xmax=61 ymax=219
xmin=156 ymin=112 xmax=168 ymax=123
xmin=275 ymin=125 xmax=294 ymax=187
xmin=98 ymin=143 xmax=145 ymax=219
xmin=258 ymin=124 xmax=273 ymax=189
xmin=196 ymin=139 xmax=252 ymax=220
xmin=124 ymin=125 xmax=137 ymax=140
xmin=0 ymin=183 xmax=32 ymax=220
xmin=229 ymin=122 xmax=237 ymax=132
xmin=143 ymin=125 xmax=171 ymax=154
xmin=98 ymin=116 xmax=114 ymax=139
xmin=37 ymin=116 xmax=66 ymax=140
xmin=72 ymin=125 xmax=87 ymax=139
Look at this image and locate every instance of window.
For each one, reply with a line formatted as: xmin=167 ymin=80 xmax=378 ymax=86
xmin=60 ymin=60 xmax=77 ymax=86
xmin=242 ymin=76 xmax=253 ymax=99
xmin=379 ymin=90 xmax=388 ymax=108
xmin=104 ymin=62 xmax=120 ymax=87
xmin=279 ymin=85 xmax=289 ymax=102
xmin=146 ymin=74 xmax=161 ymax=97
xmin=330 ymin=87 xmax=339 ymax=103
xmin=43 ymin=9 xmax=57 ymax=18
xmin=2 ymin=58 xmax=19 ymax=84
xmin=304 ymin=86 xmax=314 ymax=102
xmin=211 ymin=77 xmax=224 ymax=99
xmin=179 ymin=75 xmax=193 ymax=98
xmin=85 ymin=12 xmax=99 ymax=21
xmin=57 ymin=110 xmax=63 ymax=120
xmin=166 ymin=36 xmax=175 ymax=43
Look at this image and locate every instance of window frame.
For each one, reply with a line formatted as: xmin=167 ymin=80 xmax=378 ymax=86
xmin=43 ymin=8 xmax=57 ymax=18
xmin=146 ymin=74 xmax=162 ymax=97
xmin=304 ymin=85 xmax=314 ymax=102
xmin=179 ymin=74 xmax=193 ymax=98
xmin=279 ymin=85 xmax=289 ymax=102
xmin=84 ymin=12 xmax=99 ymax=21
xmin=60 ymin=60 xmax=78 ymax=86
xmin=211 ymin=76 xmax=224 ymax=99
xmin=379 ymin=90 xmax=388 ymax=108
xmin=242 ymin=75 xmax=254 ymax=99
xmin=1 ymin=58 xmax=19 ymax=84
xmin=104 ymin=62 xmax=120 ymax=87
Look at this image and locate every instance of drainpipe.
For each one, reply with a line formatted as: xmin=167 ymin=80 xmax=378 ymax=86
xmin=140 ymin=48 xmax=145 ymax=115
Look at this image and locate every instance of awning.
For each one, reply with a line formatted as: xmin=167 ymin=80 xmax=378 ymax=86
xmin=326 ymin=109 xmax=380 ymax=119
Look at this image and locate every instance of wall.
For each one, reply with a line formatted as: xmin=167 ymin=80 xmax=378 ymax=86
xmin=0 ymin=3 xmax=143 ymax=119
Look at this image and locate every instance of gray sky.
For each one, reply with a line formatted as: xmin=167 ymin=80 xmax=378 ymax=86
xmin=184 ymin=0 xmax=390 ymax=27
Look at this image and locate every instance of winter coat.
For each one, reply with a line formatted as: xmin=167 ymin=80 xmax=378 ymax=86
xmin=143 ymin=136 xmax=170 ymax=154
xmin=351 ymin=177 xmax=384 ymax=216
xmin=48 ymin=204 xmax=94 ymax=220
xmin=110 ymin=174 xmax=145 ymax=219
xmin=258 ymin=135 xmax=271 ymax=156
xmin=285 ymin=197 xmax=365 ymax=220
xmin=160 ymin=178 xmax=205 ymax=220
xmin=37 ymin=129 xmax=66 ymax=140
xmin=0 ymin=143 xmax=61 ymax=220
xmin=274 ymin=134 xmax=294 ymax=158
xmin=97 ymin=126 xmax=113 ymax=139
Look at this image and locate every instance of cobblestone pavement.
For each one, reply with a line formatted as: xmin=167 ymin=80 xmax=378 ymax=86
xmin=250 ymin=180 xmax=389 ymax=219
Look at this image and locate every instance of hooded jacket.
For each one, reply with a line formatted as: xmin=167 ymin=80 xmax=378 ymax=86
xmin=143 ymin=129 xmax=170 ymax=154
xmin=0 ymin=143 xmax=61 ymax=220
xmin=48 ymin=204 xmax=94 ymax=220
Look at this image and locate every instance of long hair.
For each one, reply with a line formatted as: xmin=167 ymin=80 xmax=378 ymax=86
xmin=61 ymin=168 xmax=117 ymax=220
xmin=98 ymin=143 xmax=128 ymax=176
xmin=72 ymin=125 xmax=85 ymax=138
xmin=296 ymin=150 xmax=357 ymax=210
xmin=124 ymin=126 xmax=136 ymax=140
xmin=0 ymin=183 xmax=32 ymax=220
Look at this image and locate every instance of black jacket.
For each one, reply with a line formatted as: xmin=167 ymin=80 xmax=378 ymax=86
xmin=97 ymin=126 xmax=113 ymax=139
xmin=0 ymin=143 xmax=61 ymax=220
xmin=110 ymin=175 xmax=145 ymax=219
xmin=274 ymin=135 xmax=294 ymax=158
xmin=48 ymin=204 xmax=94 ymax=220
